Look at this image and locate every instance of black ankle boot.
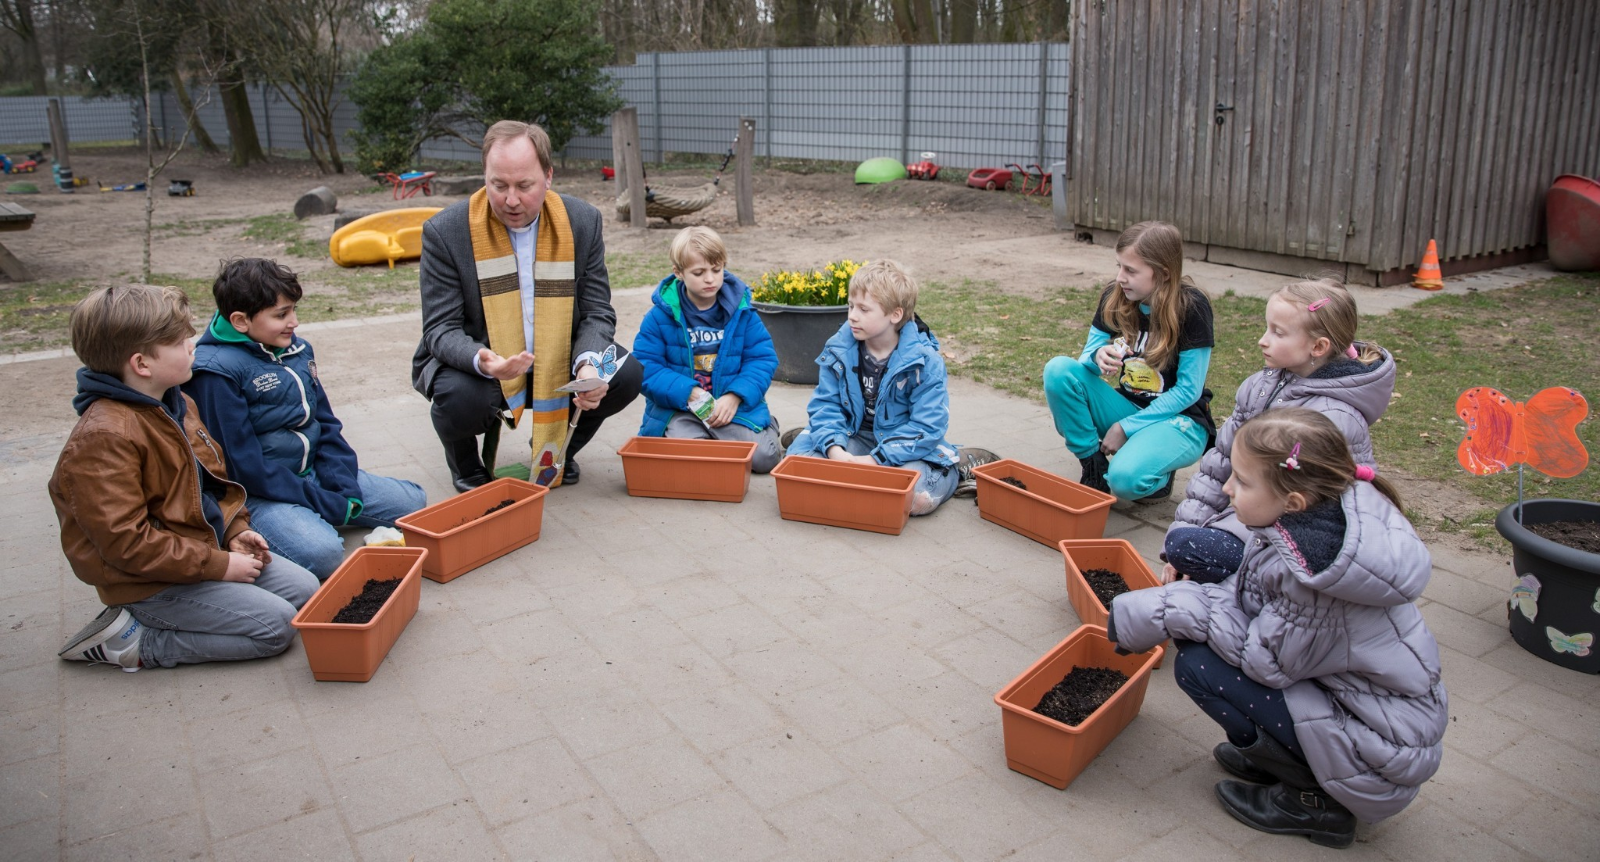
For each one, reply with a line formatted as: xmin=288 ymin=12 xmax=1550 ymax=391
xmin=1215 ymin=780 xmax=1356 ymax=848
xmin=443 ymin=437 xmax=492 ymax=493
xmin=1213 ymin=742 xmax=1276 ymax=783
xmin=1078 ymin=451 xmax=1110 ymax=493
xmin=1214 ymin=727 xmax=1356 ymax=848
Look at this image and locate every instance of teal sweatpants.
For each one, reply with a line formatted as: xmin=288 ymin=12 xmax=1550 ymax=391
xmin=1042 ymin=356 xmax=1207 ymax=501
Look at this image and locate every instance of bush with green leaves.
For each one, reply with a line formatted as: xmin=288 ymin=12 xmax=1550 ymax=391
xmin=349 ymin=0 xmax=622 ymax=174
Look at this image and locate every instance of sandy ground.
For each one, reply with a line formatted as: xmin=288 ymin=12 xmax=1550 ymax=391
xmin=0 ymin=147 xmax=1551 ymax=554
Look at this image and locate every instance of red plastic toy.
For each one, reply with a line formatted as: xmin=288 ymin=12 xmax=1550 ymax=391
xmin=601 ymin=166 xmax=615 ymax=181
xmin=378 ymin=170 xmax=436 ymax=200
xmin=1018 ymin=163 xmax=1053 ymax=196
xmin=966 ymin=167 xmax=1013 ymax=191
xmin=907 ymin=160 xmax=940 ymax=180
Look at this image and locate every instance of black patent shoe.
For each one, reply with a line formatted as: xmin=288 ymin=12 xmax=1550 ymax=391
xmin=1213 ymin=742 xmax=1276 ymax=783
xmin=562 ymin=457 xmax=580 ymax=486
xmin=1215 ymin=780 xmax=1357 ymax=849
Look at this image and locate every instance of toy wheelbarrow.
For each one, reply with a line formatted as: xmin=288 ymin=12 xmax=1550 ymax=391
xmin=379 ymin=171 xmax=436 ymax=200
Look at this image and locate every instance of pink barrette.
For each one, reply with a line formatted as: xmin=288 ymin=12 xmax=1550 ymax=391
xmin=1354 ymin=465 xmax=1376 ymax=482
xmin=1307 ymin=298 xmax=1331 ymax=312
xmin=1280 ymin=442 xmax=1302 ymax=471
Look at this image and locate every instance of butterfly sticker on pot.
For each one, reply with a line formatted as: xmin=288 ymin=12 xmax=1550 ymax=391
xmin=1593 ymin=587 xmax=1600 ymax=615
xmin=1546 ymin=627 xmax=1594 ymax=657
xmin=1509 ymin=574 xmax=1540 ymax=623
xmin=1456 ymin=387 xmax=1588 ymax=478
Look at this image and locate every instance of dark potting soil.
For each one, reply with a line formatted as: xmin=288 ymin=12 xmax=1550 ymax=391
xmin=1083 ymin=568 xmax=1132 ymax=608
xmin=455 ymin=498 xmax=517 ymax=527
xmin=331 ymin=578 xmax=402 ymax=624
xmin=1034 ymin=665 xmax=1130 ymax=726
xmin=1000 ymin=476 xmax=1028 ymax=490
xmin=1526 ymin=519 xmax=1600 ymax=554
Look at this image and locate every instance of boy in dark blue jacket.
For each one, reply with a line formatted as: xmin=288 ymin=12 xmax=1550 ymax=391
xmin=184 ymin=258 xmax=426 ymax=579
xmin=633 ymin=227 xmax=783 ymax=472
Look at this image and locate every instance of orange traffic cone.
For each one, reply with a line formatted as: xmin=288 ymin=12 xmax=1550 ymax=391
xmin=1412 ymin=239 xmax=1444 ymax=290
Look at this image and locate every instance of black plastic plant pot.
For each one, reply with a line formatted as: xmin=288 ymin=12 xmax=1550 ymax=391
xmin=1496 ymin=499 xmax=1600 ymax=674
xmin=753 ymin=302 xmax=847 ymax=386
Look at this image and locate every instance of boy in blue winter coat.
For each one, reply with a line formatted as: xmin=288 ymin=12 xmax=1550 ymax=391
xmin=634 ymin=227 xmax=784 ymax=472
xmin=184 ymin=258 xmax=427 ymax=579
xmin=785 ymin=259 xmax=980 ymax=515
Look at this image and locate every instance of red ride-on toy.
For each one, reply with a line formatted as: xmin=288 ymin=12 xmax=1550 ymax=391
xmin=966 ymin=166 xmax=1013 ymax=191
xmin=1016 ymin=163 xmax=1052 ymax=196
xmin=907 ymin=159 xmax=940 ymax=180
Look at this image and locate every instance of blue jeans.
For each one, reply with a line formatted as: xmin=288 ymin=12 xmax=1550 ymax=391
xmin=1173 ymin=639 xmax=1303 ymax=755
xmin=248 ymin=471 xmax=427 ymax=579
xmin=122 ymin=556 xmax=319 ymax=668
xmin=786 ymin=429 xmax=958 ymax=515
xmin=1042 ymin=357 xmax=1207 ymax=501
xmin=1164 ymin=526 xmax=1247 ymax=584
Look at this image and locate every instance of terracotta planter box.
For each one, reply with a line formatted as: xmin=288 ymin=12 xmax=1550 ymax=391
xmin=771 ymin=455 xmax=918 ymax=535
xmin=1060 ymin=538 xmax=1168 ymax=667
xmin=291 ymin=546 xmax=425 ymax=682
xmin=396 ymin=477 xmax=547 ymax=583
xmin=974 ymin=459 xmax=1115 ymax=547
xmin=618 ymin=436 xmax=758 ymax=502
xmin=994 ymin=624 xmax=1164 ymax=789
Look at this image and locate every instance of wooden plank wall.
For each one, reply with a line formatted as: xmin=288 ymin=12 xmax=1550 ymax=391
xmin=1071 ymin=0 xmax=1600 ymax=274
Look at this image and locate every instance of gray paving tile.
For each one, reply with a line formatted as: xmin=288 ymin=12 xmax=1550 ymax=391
xmin=456 ymin=736 xmax=598 ymax=826
xmin=896 ymin=770 xmax=1057 ymax=862
xmin=0 ymin=705 xmax=58 ymax=767
xmin=584 ymin=734 xmax=728 ymax=821
xmin=836 ymin=722 xmax=977 ymax=803
xmin=1492 ymin=795 xmax=1600 ymax=862
xmin=186 ymin=698 xmax=309 ymax=774
xmin=352 ymin=801 xmax=505 ymax=861
xmin=65 ymin=812 xmax=209 ymax=862
xmin=1365 ymin=801 xmax=1533 ymax=862
xmin=62 ymin=755 xmax=198 ymax=845
xmin=712 ymin=734 xmax=849 ymax=810
xmin=634 ymin=788 xmax=787 ymax=862
xmin=211 ymin=808 xmax=356 ymax=862
xmin=328 ymin=744 xmax=469 ymax=834
xmin=762 ymin=781 xmax=928 ymax=861
xmin=0 ymin=818 xmax=59 ymax=862
xmin=195 ymin=746 xmax=335 ymax=840
xmin=494 ymin=796 xmax=658 ymax=861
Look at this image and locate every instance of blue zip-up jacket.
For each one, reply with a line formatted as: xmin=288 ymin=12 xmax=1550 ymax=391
xmin=633 ymin=271 xmax=778 ymax=436
xmin=805 ymin=320 xmax=959 ymax=467
xmin=184 ymin=314 xmax=363 ymax=527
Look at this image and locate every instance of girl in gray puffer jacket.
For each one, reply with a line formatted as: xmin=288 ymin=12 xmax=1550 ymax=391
xmin=1165 ymin=279 xmax=1394 ymax=583
xmin=1108 ymin=408 xmax=1446 ymax=848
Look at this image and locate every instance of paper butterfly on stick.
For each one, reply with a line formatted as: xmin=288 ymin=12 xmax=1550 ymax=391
xmin=1456 ymin=387 xmax=1588 ymax=478
xmin=1508 ymin=574 xmax=1540 ymax=623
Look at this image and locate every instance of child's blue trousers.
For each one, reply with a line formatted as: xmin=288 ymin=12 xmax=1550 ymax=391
xmin=1174 ymin=639 xmax=1303 ymax=756
xmin=1042 ymin=357 xmax=1206 ymax=501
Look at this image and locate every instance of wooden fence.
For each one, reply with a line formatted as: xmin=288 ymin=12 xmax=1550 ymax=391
xmin=1068 ymin=0 xmax=1600 ymax=282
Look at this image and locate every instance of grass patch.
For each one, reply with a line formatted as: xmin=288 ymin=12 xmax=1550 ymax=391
xmin=606 ymin=250 xmax=672 ymax=291
xmin=241 ymin=214 xmax=324 ymax=258
xmin=919 ymin=273 xmax=1600 ymax=524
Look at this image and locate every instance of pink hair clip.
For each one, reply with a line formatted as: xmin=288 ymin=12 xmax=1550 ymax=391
xmin=1354 ymin=465 xmax=1376 ymax=482
xmin=1280 ymin=442 xmax=1302 ymax=471
xmin=1307 ymin=298 xmax=1330 ymax=312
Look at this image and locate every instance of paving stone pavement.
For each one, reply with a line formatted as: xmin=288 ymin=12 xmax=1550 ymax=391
xmin=2 ymin=305 xmax=1597 ymax=862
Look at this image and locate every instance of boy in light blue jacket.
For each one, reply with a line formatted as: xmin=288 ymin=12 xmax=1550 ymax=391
xmin=633 ymin=227 xmax=784 ymax=472
xmin=786 ymin=259 xmax=985 ymax=515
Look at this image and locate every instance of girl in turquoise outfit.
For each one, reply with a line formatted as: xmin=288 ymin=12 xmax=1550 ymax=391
xmin=1042 ymin=221 xmax=1215 ymax=502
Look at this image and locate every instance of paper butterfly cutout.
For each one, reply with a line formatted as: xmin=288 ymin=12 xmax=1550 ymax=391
xmin=593 ymin=344 xmax=625 ymax=381
xmin=1509 ymin=574 xmax=1540 ymax=623
xmin=1456 ymin=387 xmax=1588 ymax=478
xmin=1546 ymin=627 xmax=1594 ymax=657
xmin=534 ymin=446 xmax=559 ymax=488
xmin=1594 ymin=587 xmax=1600 ymax=615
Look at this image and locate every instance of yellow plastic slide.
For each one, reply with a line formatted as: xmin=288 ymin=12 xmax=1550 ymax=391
xmin=329 ymin=207 xmax=443 ymax=268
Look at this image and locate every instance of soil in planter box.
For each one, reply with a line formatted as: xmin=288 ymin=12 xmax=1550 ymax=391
xmin=1526 ymin=520 xmax=1600 ymax=554
xmin=455 ymin=498 xmax=516 ymax=527
xmin=1000 ymin=476 xmax=1028 ymax=490
xmin=331 ymin=578 xmax=403 ymax=624
xmin=1034 ymin=665 xmax=1130 ymax=726
xmin=1083 ymin=568 xmax=1132 ymax=608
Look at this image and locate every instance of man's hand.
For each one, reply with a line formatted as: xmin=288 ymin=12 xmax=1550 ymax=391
xmin=478 ymin=348 xmax=534 ymax=381
xmin=573 ymin=362 xmax=607 ymax=410
xmin=708 ymin=393 xmax=741 ymax=428
xmin=229 ymin=530 xmax=272 ymax=565
xmin=223 ymin=552 xmax=264 ymax=583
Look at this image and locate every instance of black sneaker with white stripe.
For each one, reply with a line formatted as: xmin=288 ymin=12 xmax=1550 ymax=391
xmin=954 ymin=447 xmax=1001 ymax=497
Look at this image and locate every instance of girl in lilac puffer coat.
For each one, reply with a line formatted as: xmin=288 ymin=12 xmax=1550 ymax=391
xmin=1108 ymin=408 xmax=1446 ymax=849
xmin=1164 ymin=279 xmax=1395 ymax=584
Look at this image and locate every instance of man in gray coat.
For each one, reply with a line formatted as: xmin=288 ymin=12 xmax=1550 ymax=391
xmin=412 ymin=121 xmax=641 ymax=490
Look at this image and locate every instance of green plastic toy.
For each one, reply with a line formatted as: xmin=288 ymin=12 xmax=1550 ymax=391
xmin=854 ymin=157 xmax=908 ymax=185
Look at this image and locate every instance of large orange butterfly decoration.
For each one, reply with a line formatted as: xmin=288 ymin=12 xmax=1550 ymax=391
xmin=1456 ymin=387 xmax=1589 ymax=478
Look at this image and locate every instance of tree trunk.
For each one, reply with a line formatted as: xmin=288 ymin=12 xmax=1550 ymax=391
xmin=1046 ymin=0 xmax=1069 ymax=41
xmin=889 ymin=0 xmax=917 ymax=43
xmin=910 ymin=0 xmax=937 ymax=41
xmin=169 ymin=70 xmax=219 ymax=155
xmin=20 ymin=28 xmax=47 ymax=94
xmin=950 ymin=0 xmax=976 ymax=43
xmin=219 ymin=77 xmax=267 ymax=166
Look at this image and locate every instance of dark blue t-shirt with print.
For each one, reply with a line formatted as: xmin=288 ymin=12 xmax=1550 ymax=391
xmin=681 ymin=283 xmax=735 ymax=391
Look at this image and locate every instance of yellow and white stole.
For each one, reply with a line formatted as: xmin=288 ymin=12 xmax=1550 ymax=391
xmin=468 ymin=188 xmax=576 ymax=484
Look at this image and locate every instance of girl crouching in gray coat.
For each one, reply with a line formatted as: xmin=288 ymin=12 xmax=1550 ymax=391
xmin=1107 ymin=407 xmax=1446 ymax=849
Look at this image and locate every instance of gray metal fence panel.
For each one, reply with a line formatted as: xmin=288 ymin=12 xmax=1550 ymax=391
xmin=4 ymin=42 xmax=1070 ymax=173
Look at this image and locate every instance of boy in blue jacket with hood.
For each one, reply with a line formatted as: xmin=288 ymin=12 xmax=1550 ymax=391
xmin=786 ymin=259 xmax=986 ymax=515
xmin=633 ymin=227 xmax=784 ymax=472
xmin=184 ymin=258 xmax=427 ymax=579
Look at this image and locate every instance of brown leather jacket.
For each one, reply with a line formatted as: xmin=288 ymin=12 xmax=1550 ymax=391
xmin=50 ymin=386 xmax=251 ymax=606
